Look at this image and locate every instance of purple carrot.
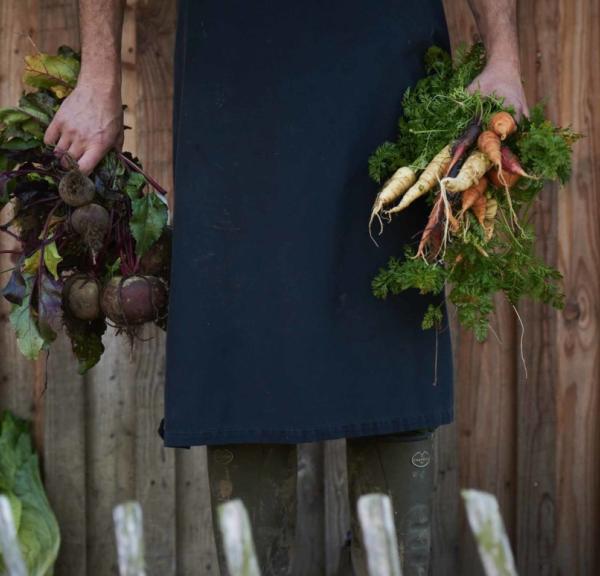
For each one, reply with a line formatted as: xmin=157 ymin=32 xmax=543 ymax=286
xmin=445 ymin=121 xmax=482 ymax=177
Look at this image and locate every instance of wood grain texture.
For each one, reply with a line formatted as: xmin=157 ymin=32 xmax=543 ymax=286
xmin=442 ymin=3 xmax=518 ymax=575
xmin=295 ymin=442 xmax=326 ymax=576
xmin=176 ymin=447 xmax=218 ymax=575
xmin=554 ymin=0 xmax=600 ymax=572
xmin=0 ymin=0 xmax=38 ymax=421
xmin=325 ymin=439 xmax=350 ymax=576
xmin=515 ymin=1 xmax=560 ymax=573
xmin=1 ymin=1 xmax=599 ymax=574
xmin=30 ymin=2 xmax=90 ymax=575
xmin=130 ymin=1 xmax=177 ymax=573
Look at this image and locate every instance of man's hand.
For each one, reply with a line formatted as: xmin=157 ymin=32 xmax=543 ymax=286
xmin=467 ymin=57 xmax=529 ymax=120
xmin=45 ymin=0 xmax=126 ymax=175
xmin=465 ymin=0 xmax=528 ymax=119
xmin=44 ymin=81 xmax=123 ymax=175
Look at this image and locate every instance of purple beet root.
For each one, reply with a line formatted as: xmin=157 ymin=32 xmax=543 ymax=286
xmin=70 ymin=203 xmax=110 ymax=255
xmin=59 ymin=169 xmax=95 ymax=207
xmin=101 ymin=275 xmax=168 ymax=325
xmin=63 ymin=273 xmax=102 ymax=321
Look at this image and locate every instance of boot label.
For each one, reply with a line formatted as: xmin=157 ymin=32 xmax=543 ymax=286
xmin=411 ymin=450 xmax=431 ymax=468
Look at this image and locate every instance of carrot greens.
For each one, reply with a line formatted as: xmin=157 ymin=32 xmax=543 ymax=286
xmin=369 ymin=44 xmax=580 ymax=341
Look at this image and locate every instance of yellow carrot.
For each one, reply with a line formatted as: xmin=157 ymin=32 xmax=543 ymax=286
xmin=441 ymin=151 xmax=491 ymax=193
xmin=386 ymin=145 xmax=451 ymax=215
xmin=483 ymin=197 xmax=498 ymax=240
xmin=369 ymin=166 xmax=416 ymax=233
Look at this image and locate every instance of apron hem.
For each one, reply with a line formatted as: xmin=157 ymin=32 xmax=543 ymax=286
xmin=161 ymin=406 xmax=454 ymax=447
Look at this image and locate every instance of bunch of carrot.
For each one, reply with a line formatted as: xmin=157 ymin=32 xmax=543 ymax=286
xmin=370 ymin=110 xmax=531 ymax=260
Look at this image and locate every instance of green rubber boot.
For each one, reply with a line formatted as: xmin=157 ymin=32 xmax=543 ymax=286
xmin=207 ymin=443 xmax=298 ymax=576
xmin=347 ymin=428 xmax=436 ymax=576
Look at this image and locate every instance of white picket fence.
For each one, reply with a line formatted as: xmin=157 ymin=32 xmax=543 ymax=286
xmin=0 ymin=489 xmax=517 ymax=576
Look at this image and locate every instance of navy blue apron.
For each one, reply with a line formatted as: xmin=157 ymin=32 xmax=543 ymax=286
xmin=161 ymin=0 xmax=454 ymax=446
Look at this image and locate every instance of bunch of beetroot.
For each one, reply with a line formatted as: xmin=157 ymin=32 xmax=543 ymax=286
xmin=0 ymin=47 xmax=171 ymax=373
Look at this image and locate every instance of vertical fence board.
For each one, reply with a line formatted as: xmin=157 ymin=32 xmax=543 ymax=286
xmin=515 ymin=1 xmax=560 ymax=573
xmin=555 ymin=0 xmax=600 ymax=572
xmin=296 ymin=443 xmax=326 ymax=576
xmin=133 ymin=1 xmax=177 ymax=574
xmin=176 ymin=447 xmax=217 ymax=575
xmin=1 ymin=1 xmax=600 ymax=575
xmin=0 ymin=0 xmax=39 ymax=422
xmin=442 ymin=4 xmax=518 ymax=575
xmin=86 ymin=334 xmax=138 ymax=575
xmin=324 ymin=439 xmax=351 ymax=576
xmin=32 ymin=3 xmax=90 ymax=575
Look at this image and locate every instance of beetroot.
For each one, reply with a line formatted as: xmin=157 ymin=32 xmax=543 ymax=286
xmin=139 ymin=227 xmax=172 ymax=277
xmin=59 ymin=169 xmax=95 ymax=207
xmin=63 ymin=274 xmax=102 ymax=320
xmin=101 ymin=275 xmax=168 ymax=325
xmin=71 ymin=203 xmax=110 ymax=254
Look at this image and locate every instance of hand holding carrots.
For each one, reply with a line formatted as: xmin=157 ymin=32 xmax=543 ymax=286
xmin=467 ymin=59 xmax=529 ymax=120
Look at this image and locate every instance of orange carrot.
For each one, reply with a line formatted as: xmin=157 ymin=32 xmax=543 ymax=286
xmin=459 ymin=176 xmax=488 ymax=217
xmin=471 ymin=193 xmax=487 ymax=225
xmin=478 ymin=131 xmax=502 ymax=171
xmin=489 ymin=111 xmax=517 ymax=140
xmin=488 ymin=167 xmax=520 ymax=188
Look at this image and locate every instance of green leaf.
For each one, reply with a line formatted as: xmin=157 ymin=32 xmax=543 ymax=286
xmin=0 ymin=107 xmax=31 ymax=125
xmin=8 ymin=275 xmax=47 ymax=360
xmin=422 ymin=304 xmax=443 ymax=330
xmin=23 ymin=52 xmax=80 ymax=98
xmin=124 ymin=171 xmax=146 ymax=200
xmin=63 ymin=314 xmax=106 ymax=375
xmin=23 ymin=242 xmax=62 ymax=280
xmin=129 ymin=192 xmax=168 ymax=257
xmin=0 ymin=137 xmax=41 ymax=151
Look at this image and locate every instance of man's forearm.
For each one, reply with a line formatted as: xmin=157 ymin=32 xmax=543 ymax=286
xmin=77 ymin=0 xmax=125 ymax=91
xmin=467 ymin=0 xmax=521 ymax=72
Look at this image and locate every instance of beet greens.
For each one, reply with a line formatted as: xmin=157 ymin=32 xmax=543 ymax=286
xmin=0 ymin=46 xmax=170 ymax=373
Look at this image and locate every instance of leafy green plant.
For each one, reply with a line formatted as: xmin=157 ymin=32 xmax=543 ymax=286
xmin=0 ymin=411 xmax=60 ymax=576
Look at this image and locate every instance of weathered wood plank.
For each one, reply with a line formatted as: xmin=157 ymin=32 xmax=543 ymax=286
xmin=442 ymin=4 xmax=518 ymax=575
xmin=296 ymin=442 xmax=326 ymax=576
xmin=514 ymin=1 xmax=560 ymax=573
xmin=325 ymin=439 xmax=350 ymax=576
xmin=357 ymin=494 xmax=402 ymax=576
xmin=0 ymin=0 xmax=38 ymax=422
xmin=462 ymin=489 xmax=517 ymax=576
xmin=430 ymin=421 xmax=459 ymax=576
xmin=32 ymin=3 xmax=90 ymax=575
xmin=554 ymin=0 xmax=600 ymax=572
xmin=133 ymin=1 xmax=177 ymax=574
xmin=176 ymin=447 xmax=218 ymax=575
xmin=86 ymin=332 xmax=137 ymax=575
xmin=218 ymin=500 xmax=262 ymax=576
xmin=114 ymin=501 xmax=147 ymax=576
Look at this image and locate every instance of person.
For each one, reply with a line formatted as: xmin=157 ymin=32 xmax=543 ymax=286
xmin=44 ymin=0 xmax=527 ymax=574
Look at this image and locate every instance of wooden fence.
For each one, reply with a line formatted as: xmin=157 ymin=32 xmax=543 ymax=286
xmin=0 ymin=0 xmax=598 ymax=574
